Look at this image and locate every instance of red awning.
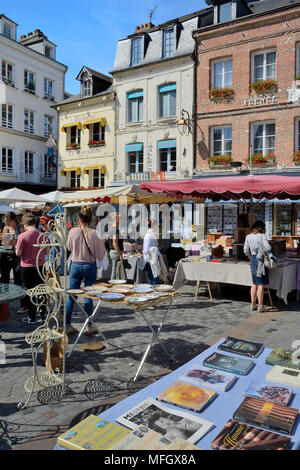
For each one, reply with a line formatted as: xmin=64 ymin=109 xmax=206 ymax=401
xmin=141 ymin=175 xmax=300 ymax=201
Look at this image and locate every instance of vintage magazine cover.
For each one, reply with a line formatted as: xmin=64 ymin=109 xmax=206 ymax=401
xmin=243 ymin=382 xmax=293 ymax=406
xmin=203 ymin=352 xmax=254 ymax=375
xmin=233 ymin=397 xmax=298 ymax=435
xmin=265 ymin=348 xmax=300 ymax=371
xmin=179 ymin=363 xmax=236 ymax=391
xmin=211 ymin=420 xmax=291 ymax=450
xmin=110 ymin=425 xmax=201 ymax=450
xmin=116 ymin=397 xmax=214 ymax=444
xmin=157 ymin=381 xmax=217 ymax=412
xmin=57 ymin=415 xmax=130 ymax=450
xmin=218 ymin=337 xmax=264 ymax=358
xmin=266 ymin=365 xmax=300 ymax=388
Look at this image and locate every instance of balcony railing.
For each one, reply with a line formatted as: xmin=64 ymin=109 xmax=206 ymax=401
xmin=44 ymin=92 xmax=55 ymax=102
xmin=1 ymin=76 xmax=15 ymax=87
xmin=1 ymin=118 xmax=13 ymax=129
xmin=24 ymin=83 xmax=36 ymax=95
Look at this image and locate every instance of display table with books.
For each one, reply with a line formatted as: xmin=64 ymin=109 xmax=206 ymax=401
xmin=173 ymin=258 xmax=299 ymax=304
xmin=55 ymin=337 xmax=300 ymax=451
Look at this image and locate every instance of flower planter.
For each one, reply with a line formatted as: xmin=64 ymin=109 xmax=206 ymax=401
xmin=249 ymin=80 xmax=278 ymax=95
xmin=66 ymin=144 xmax=80 ymax=150
xmin=209 ymin=88 xmax=234 ymax=102
xmin=208 ymin=164 xmax=231 ymax=170
xmin=88 ymin=140 xmax=105 ymax=147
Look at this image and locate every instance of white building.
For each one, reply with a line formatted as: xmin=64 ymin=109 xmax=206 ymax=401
xmin=0 ymin=15 xmax=67 ymax=192
xmin=111 ymin=8 xmax=212 ymax=185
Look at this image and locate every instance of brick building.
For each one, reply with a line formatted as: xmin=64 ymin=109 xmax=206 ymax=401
xmin=193 ymin=0 xmax=300 ymax=173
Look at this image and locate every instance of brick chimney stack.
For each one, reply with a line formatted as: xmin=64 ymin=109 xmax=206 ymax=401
xmin=134 ymin=21 xmax=154 ymax=33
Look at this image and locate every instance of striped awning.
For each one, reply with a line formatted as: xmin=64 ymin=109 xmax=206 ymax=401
xmin=61 ymin=122 xmax=82 ymax=132
xmin=83 ymin=117 xmax=107 ymax=129
xmin=60 ymin=167 xmax=81 ymax=176
xmin=83 ymin=164 xmax=106 ymax=175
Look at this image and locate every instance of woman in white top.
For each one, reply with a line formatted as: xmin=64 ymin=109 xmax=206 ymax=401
xmin=243 ymin=220 xmax=271 ymax=313
xmin=143 ymin=219 xmax=159 ymax=285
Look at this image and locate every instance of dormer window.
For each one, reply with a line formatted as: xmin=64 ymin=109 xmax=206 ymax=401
xmin=45 ymin=45 xmax=53 ymax=58
xmin=162 ymin=27 xmax=174 ymax=58
xmin=131 ymin=37 xmax=143 ymax=66
xmin=218 ymin=2 xmax=232 ymax=22
xmin=3 ymin=23 xmax=12 ymax=39
xmin=82 ymin=79 xmax=92 ymax=97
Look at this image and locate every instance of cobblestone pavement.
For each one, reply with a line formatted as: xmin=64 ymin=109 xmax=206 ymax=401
xmin=0 ymin=283 xmax=298 ymax=450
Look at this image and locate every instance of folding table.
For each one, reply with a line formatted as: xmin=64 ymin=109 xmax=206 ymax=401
xmin=66 ymin=287 xmax=181 ymax=381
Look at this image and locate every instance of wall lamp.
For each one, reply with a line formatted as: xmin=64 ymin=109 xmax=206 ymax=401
xmin=177 ymin=109 xmax=193 ymax=135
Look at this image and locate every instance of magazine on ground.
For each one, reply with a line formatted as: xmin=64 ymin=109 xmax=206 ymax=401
xmin=211 ymin=419 xmax=291 ymax=450
xmin=233 ymin=397 xmax=298 ymax=435
xmin=203 ymin=351 xmax=254 ymax=375
xmin=157 ymin=381 xmax=217 ymax=412
xmin=179 ymin=364 xmax=236 ymax=391
xmin=243 ymin=382 xmax=293 ymax=406
xmin=266 ymin=365 xmax=300 ymax=388
xmin=265 ymin=348 xmax=300 ymax=371
xmin=57 ymin=415 xmax=130 ymax=450
xmin=110 ymin=425 xmax=201 ymax=450
xmin=116 ymin=397 xmax=214 ymax=444
xmin=218 ymin=337 xmax=264 ymax=358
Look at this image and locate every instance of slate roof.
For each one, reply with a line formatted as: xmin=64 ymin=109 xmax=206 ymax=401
xmin=53 ymin=84 xmax=114 ymax=107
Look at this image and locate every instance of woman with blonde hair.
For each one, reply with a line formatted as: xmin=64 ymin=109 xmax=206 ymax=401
xmin=66 ymin=205 xmax=106 ymax=336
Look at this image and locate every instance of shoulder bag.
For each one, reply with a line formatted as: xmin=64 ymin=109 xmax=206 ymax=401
xmin=260 ymin=234 xmax=277 ymax=270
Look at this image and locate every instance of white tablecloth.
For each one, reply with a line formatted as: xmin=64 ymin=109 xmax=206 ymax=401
xmin=173 ymin=259 xmax=297 ymax=304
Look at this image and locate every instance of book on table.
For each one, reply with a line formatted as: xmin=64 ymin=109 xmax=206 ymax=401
xmin=266 ymin=365 xmax=300 ymax=388
xmin=218 ymin=337 xmax=264 ymax=358
xmin=179 ymin=363 xmax=236 ymax=392
xmin=265 ymin=348 xmax=300 ymax=371
xmin=243 ymin=381 xmax=293 ymax=406
xmin=203 ymin=351 xmax=254 ymax=376
xmin=116 ymin=397 xmax=214 ymax=444
xmin=110 ymin=425 xmax=201 ymax=450
xmin=157 ymin=381 xmax=217 ymax=412
xmin=232 ymin=397 xmax=298 ymax=435
xmin=57 ymin=415 xmax=130 ymax=450
xmin=211 ymin=419 xmax=291 ymax=450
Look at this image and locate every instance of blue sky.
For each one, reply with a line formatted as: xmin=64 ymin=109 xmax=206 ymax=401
xmin=3 ymin=0 xmax=208 ymax=95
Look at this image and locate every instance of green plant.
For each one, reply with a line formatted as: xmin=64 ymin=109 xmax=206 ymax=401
xmin=247 ymin=152 xmax=275 ymax=165
xmin=295 ymin=75 xmax=300 ymax=81
xmin=249 ymin=79 xmax=277 ymax=94
xmin=209 ymin=154 xmax=232 ymax=165
xmin=293 ymin=150 xmax=300 ymax=162
xmin=209 ymin=87 xmax=234 ymax=100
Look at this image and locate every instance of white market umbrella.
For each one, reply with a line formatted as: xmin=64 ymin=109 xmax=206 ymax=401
xmin=0 ymin=204 xmax=20 ymax=214
xmin=12 ymin=201 xmax=46 ymax=211
xmin=39 ymin=190 xmax=65 ymax=203
xmin=0 ymin=187 xmax=50 ymax=203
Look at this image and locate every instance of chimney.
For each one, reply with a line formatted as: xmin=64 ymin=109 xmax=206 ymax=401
xmin=134 ymin=22 xmax=154 ymax=33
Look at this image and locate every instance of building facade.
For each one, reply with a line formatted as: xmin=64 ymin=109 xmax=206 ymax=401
xmin=0 ymin=15 xmax=67 ymax=192
xmin=194 ymin=0 xmax=300 ymax=173
xmin=111 ymin=9 xmax=213 ymax=185
xmin=55 ymin=67 xmax=115 ymax=191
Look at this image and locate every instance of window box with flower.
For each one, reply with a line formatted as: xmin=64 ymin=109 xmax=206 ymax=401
xmin=209 ymin=87 xmax=234 ymax=102
xmin=247 ymin=152 xmax=276 ymax=166
xmin=66 ymin=142 xmax=80 ymax=150
xmin=293 ymin=150 xmax=300 ymax=165
xmin=88 ymin=140 xmax=105 ymax=148
xmin=209 ymin=154 xmax=232 ymax=168
xmin=249 ymin=79 xmax=278 ymax=95
xmin=294 ymin=76 xmax=300 ymax=88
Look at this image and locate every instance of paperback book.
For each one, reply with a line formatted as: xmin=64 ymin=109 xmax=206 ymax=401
xmin=218 ymin=337 xmax=264 ymax=358
xmin=110 ymin=425 xmax=201 ymax=450
xmin=266 ymin=365 xmax=300 ymax=388
xmin=265 ymin=348 xmax=300 ymax=371
xmin=57 ymin=415 xmax=130 ymax=450
xmin=116 ymin=397 xmax=214 ymax=444
xmin=179 ymin=364 xmax=236 ymax=392
xmin=243 ymin=382 xmax=293 ymax=406
xmin=233 ymin=397 xmax=298 ymax=435
xmin=211 ymin=419 xmax=291 ymax=450
xmin=157 ymin=381 xmax=217 ymax=412
xmin=203 ymin=351 xmax=254 ymax=376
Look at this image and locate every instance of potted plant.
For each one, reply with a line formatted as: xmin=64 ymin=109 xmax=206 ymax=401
xmin=209 ymin=154 xmax=232 ymax=167
xmin=294 ymin=75 xmax=300 ymax=88
xmin=248 ymin=152 xmax=276 ymax=166
xmin=88 ymin=140 xmax=105 ymax=147
xmin=293 ymin=150 xmax=300 ymax=165
xmin=249 ymin=79 xmax=277 ymax=94
xmin=66 ymin=142 xmax=80 ymax=150
xmin=209 ymin=87 xmax=234 ymax=101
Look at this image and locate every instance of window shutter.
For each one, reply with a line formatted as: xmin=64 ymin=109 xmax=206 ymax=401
xmin=170 ymin=90 xmax=176 ymax=116
xmin=17 ymin=149 xmax=25 ymax=182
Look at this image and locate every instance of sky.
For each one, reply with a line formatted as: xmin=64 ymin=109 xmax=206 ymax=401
xmin=3 ymin=0 xmax=208 ymax=95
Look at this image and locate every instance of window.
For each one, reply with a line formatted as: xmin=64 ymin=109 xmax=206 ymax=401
xmin=1 ymin=147 xmax=13 ymax=174
xmin=158 ymin=140 xmax=177 ymax=173
xmin=24 ymin=109 xmax=35 ymax=134
xmin=158 ymin=83 xmax=176 ymax=118
xmin=296 ymin=44 xmax=300 ymax=77
xmin=212 ymin=59 xmax=232 ymax=88
xmin=25 ymin=151 xmax=34 ymax=174
xmin=1 ymin=60 xmax=14 ymax=86
xmin=1 ymin=104 xmax=13 ymax=129
xmin=44 ymin=78 xmax=54 ymax=100
xmin=82 ymin=79 xmax=92 ymax=98
xmin=251 ymin=121 xmax=275 ymax=155
xmin=93 ymin=169 xmax=105 ymax=188
xmin=252 ymin=50 xmax=276 ymax=82
xmin=45 ymin=45 xmax=53 ymax=58
xmin=128 ymin=151 xmax=144 ymax=174
xmin=3 ymin=23 xmax=12 ymax=39
xmin=219 ymin=2 xmax=232 ymax=22
xmin=296 ymin=119 xmax=300 ymax=151
xmin=127 ymin=90 xmax=143 ymax=122
xmin=92 ymin=122 xmax=105 ymax=141
xmin=67 ymin=126 xmax=80 ymax=149
xmin=69 ymin=171 xmax=80 ymax=188
xmin=24 ymin=70 xmax=36 ymax=93
xmin=44 ymin=154 xmax=52 ymax=178
xmin=44 ymin=115 xmax=53 ymax=138
xmin=131 ymin=37 xmax=142 ymax=66
xmin=162 ymin=27 xmax=174 ymax=58
xmin=211 ymin=126 xmax=232 ymax=155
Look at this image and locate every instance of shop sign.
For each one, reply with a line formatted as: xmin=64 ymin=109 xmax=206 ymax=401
xmin=243 ymin=95 xmax=278 ymax=106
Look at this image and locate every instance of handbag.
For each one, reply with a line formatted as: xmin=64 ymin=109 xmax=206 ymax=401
xmin=260 ymin=234 xmax=277 ymax=270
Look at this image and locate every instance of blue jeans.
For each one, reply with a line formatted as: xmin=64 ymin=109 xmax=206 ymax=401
xmin=66 ymin=262 xmax=97 ymax=325
xmin=145 ymin=262 xmax=159 ymax=286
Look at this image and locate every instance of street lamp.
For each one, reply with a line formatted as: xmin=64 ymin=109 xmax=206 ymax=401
xmin=177 ymin=109 xmax=192 ymax=135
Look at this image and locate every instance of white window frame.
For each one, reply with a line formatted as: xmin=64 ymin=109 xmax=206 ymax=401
xmin=211 ymin=58 xmax=233 ymax=89
xmin=44 ymin=44 xmax=54 ymax=59
xmin=24 ymin=151 xmax=34 ymax=174
xmin=1 ymin=59 xmax=15 ymax=86
xmin=1 ymin=103 xmax=14 ymax=129
xmin=69 ymin=171 xmax=80 ymax=188
xmin=158 ymin=147 xmax=177 ymax=173
xmin=210 ymin=125 xmax=232 ymax=156
xmin=296 ymin=43 xmax=300 ymax=77
xmin=91 ymin=122 xmax=105 ymax=142
xmin=251 ymin=48 xmax=276 ymax=82
xmin=127 ymin=92 xmax=143 ymax=123
xmin=128 ymin=150 xmax=144 ymax=174
xmin=92 ymin=169 xmax=105 ymax=188
xmin=44 ymin=154 xmax=52 ymax=179
xmin=251 ymin=120 xmax=276 ymax=155
xmin=44 ymin=78 xmax=54 ymax=100
xmin=158 ymin=83 xmax=177 ymax=118
xmin=82 ymin=79 xmax=92 ymax=98
xmin=1 ymin=147 xmax=14 ymax=174
xmin=131 ymin=37 xmax=143 ymax=66
xmin=295 ymin=118 xmax=300 ymax=151
xmin=3 ymin=23 xmax=12 ymax=39
xmin=218 ymin=2 xmax=232 ymax=22
xmin=162 ymin=27 xmax=175 ymax=58
xmin=24 ymin=109 xmax=35 ymax=134
xmin=24 ymin=70 xmax=36 ymax=93
xmin=44 ymin=115 xmax=53 ymax=138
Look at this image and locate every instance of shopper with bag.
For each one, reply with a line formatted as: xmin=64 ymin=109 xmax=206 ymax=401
xmin=108 ymin=212 xmax=127 ymax=281
xmin=244 ymin=220 xmax=273 ymax=313
xmin=66 ymin=205 xmax=106 ymax=336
